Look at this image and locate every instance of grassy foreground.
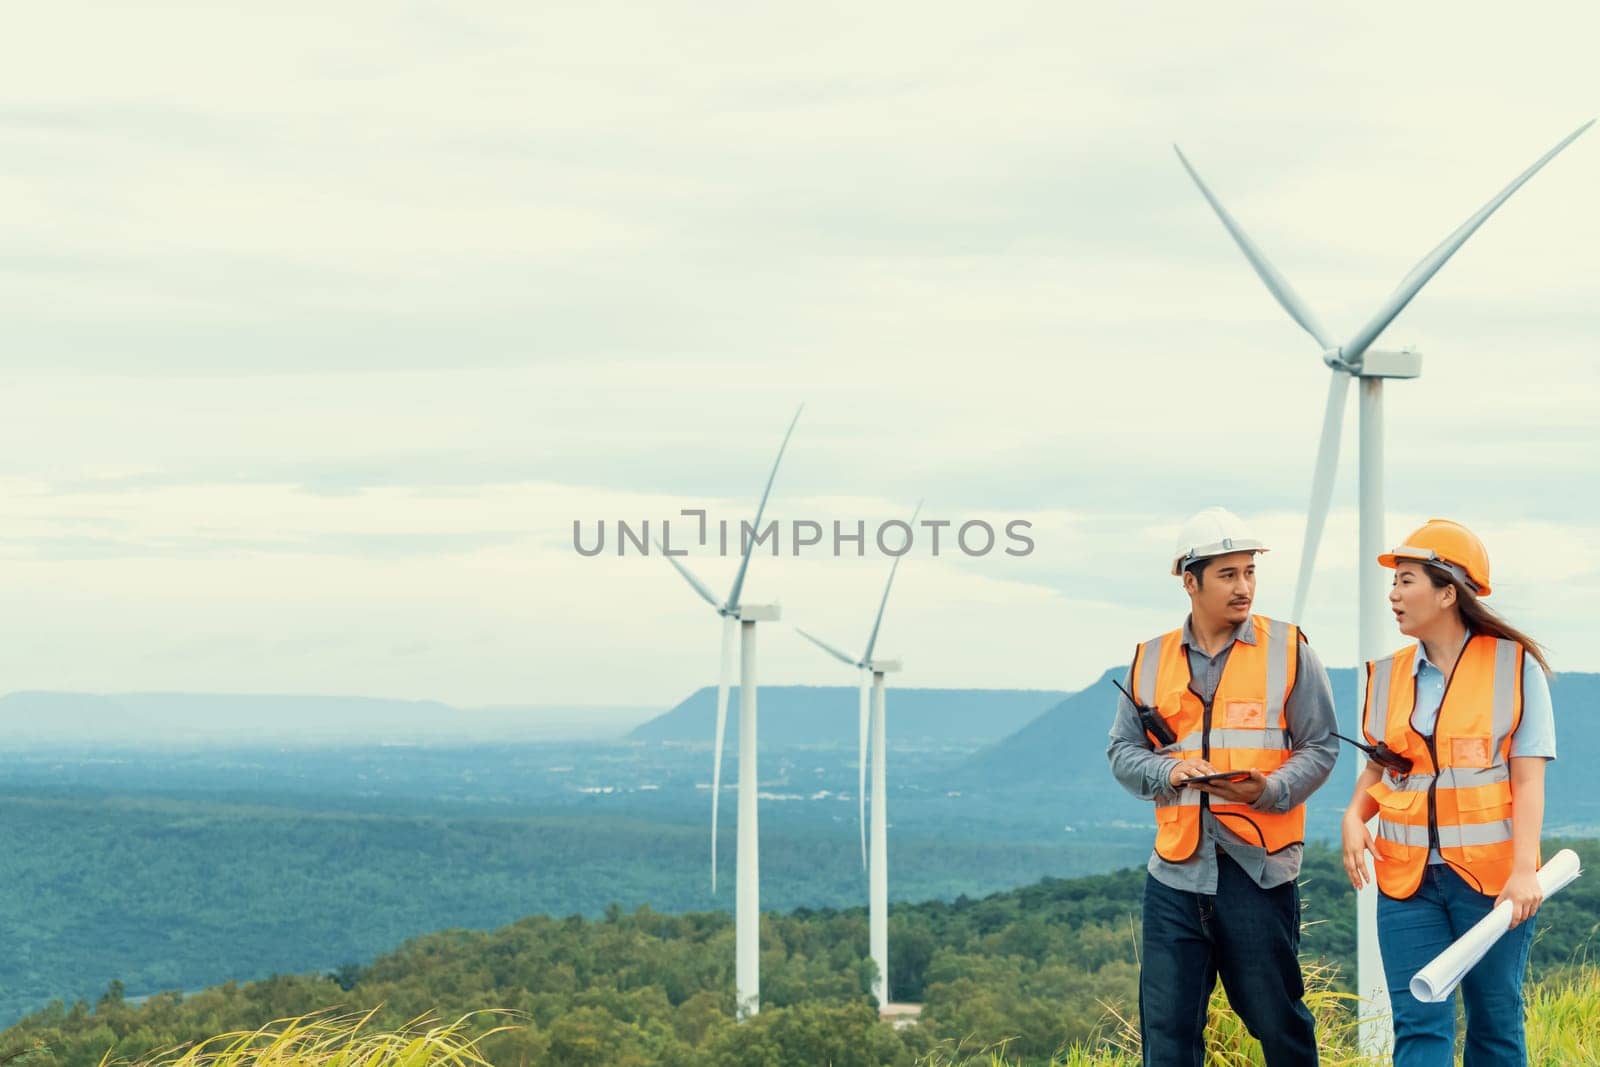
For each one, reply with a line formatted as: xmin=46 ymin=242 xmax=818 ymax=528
xmin=27 ymin=966 xmax=1600 ymax=1067
xmin=23 ymin=1013 xmax=507 ymax=1067
xmin=920 ymin=964 xmax=1600 ymax=1066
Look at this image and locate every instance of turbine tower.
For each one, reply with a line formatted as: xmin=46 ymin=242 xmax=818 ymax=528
xmin=1177 ymin=120 xmax=1591 ymax=1052
xmin=795 ymin=502 xmax=919 ymax=1010
xmin=656 ymin=404 xmax=803 ymax=1020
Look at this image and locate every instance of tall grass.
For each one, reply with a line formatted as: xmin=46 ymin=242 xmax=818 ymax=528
xmin=919 ymin=963 xmax=1600 ymax=1066
xmin=98 ymin=1012 xmax=508 ymax=1067
xmin=64 ymin=968 xmax=1600 ymax=1067
xmin=1526 ymin=967 xmax=1600 ymax=1064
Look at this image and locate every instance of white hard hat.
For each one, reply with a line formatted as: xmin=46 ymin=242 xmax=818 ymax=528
xmin=1171 ymin=507 xmax=1269 ymax=576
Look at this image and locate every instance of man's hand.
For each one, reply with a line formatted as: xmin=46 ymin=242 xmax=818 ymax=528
xmin=1497 ymin=869 xmax=1543 ymax=929
xmin=1195 ymin=768 xmax=1268 ymax=805
xmin=1167 ymin=758 xmax=1217 ymax=786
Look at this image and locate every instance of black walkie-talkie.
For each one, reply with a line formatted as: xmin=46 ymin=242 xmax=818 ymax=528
xmin=1112 ymin=678 xmax=1177 ymax=747
xmin=1333 ymin=731 xmax=1414 ymax=775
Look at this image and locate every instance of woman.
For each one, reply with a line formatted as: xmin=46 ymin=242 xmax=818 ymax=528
xmin=1341 ymin=518 xmax=1555 ymax=1067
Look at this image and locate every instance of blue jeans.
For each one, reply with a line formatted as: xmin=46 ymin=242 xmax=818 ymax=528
xmin=1139 ymin=852 xmax=1318 ymax=1066
xmin=1378 ymin=863 xmax=1537 ymax=1067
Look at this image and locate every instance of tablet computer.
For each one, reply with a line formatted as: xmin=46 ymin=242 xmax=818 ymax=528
xmin=1176 ymin=771 xmax=1252 ymax=787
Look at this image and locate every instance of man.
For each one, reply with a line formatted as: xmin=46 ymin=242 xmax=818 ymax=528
xmin=1107 ymin=506 xmax=1338 ymax=1066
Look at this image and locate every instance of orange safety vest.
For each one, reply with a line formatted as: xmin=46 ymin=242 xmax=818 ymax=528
xmin=1129 ymin=614 xmax=1305 ymax=862
xmin=1362 ymin=636 xmax=1526 ymax=899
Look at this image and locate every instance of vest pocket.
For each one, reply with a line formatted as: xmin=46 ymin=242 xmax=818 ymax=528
xmin=1436 ymin=774 xmax=1514 ymax=892
xmin=1448 ymin=735 xmax=1493 ymax=768
xmin=1368 ymin=787 xmax=1427 ymax=861
xmin=1153 ymin=800 xmax=1197 ymax=861
xmin=1449 ymin=779 xmax=1511 ymax=814
xmin=1224 ymin=699 xmax=1266 ymax=728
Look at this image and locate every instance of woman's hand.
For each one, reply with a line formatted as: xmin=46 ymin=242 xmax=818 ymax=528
xmin=1342 ymin=807 xmax=1379 ymax=891
xmin=1497 ymin=869 xmax=1543 ymax=929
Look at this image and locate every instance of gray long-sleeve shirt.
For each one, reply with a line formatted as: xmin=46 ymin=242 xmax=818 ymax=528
xmin=1106 ymin=615 xmax=1338 ymax=893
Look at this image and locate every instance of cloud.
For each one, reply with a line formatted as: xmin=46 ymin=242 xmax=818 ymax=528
xmin=0 ymin=2 xmax=1595 ymax=706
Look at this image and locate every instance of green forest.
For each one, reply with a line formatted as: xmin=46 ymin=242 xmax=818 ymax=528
xmin=0 ymin=788 xmax=1150 ymax=1024
xmin=5 ymin=841 xmax=1598 ymax=1067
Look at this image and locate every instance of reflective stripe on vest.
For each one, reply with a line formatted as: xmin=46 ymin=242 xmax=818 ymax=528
xmin=1130 ymin=614 xmax=1304 ymax=861
xmin=1362 ymin=636 xmax=1525 ymax=899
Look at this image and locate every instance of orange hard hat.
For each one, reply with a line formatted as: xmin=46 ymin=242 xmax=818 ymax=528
xmin=1378 ymin=519 xmax=1491 ymax=597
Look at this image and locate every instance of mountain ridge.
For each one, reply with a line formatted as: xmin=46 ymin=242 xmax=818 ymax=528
xmin=0 ymin=691 xmax=656 ymax=745
xmin=629 ymin=685 xmax=1071 ymax=747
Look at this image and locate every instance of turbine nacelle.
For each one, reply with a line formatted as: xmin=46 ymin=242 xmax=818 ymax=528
xmin=865 ymin=659 xmax=902 ymax=674
xmin=1324 ymin=347 xmax=1423 ymax=379
xmin=1353 ymin=348 xmax=1423 ymax=380
xmin=734 ymin=604 xmax=782 ymax=623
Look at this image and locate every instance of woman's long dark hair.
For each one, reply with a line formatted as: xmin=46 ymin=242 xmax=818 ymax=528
xmin=1422 ymin=565 xmax=1553 ymax=677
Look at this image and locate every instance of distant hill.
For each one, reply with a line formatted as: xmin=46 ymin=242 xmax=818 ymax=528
xmin=959 ymin=665 xmax=1359 ymax=784
xmin=629 ymin=685 xmax=1071 ymax=747
xmin=0 ymin=692 xmax=656 ymax=746
xmin=953 ymin=664 xmax=1598 ymax=840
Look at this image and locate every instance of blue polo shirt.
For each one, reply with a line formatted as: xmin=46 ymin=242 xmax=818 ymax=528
xmin=1409 ymin=635 xmax=1555 ymax=864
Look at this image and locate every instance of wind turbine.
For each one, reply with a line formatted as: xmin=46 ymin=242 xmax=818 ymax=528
xmin=795 ymin=501 xmax=919 ymax=1010
xmin=1177 ymin=120 xmax=1592 ymax=1053
xmin=655 ymin=403 xmax=803 ymax=1020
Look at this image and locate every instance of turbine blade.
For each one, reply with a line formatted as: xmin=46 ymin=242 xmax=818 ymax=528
xmin=656 ymin=538 xmax=720 ymax=610
xmin=710 ymin=615 xmax=736 ymax=893
xmin=1341 ymin=120 xmax=1594 ymax=363
xmin=1174 ymin=145 xmax=1334 ymax=351
xmin=726 ymin=404 xmax=804 ymax=612
xmin=796 ymin=627 xmax=858 ymax=668
xmin=1292 ymin=370 xmax=1351 ymax=622
xmin=858 ymin=670 xmax=870 ymax=872
xmin=862 ymin=500 xmax=922 ymax=664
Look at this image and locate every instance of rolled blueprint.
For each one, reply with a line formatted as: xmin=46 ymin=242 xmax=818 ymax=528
xmin=1410 ymin=848 xmax=1583 ymax=1003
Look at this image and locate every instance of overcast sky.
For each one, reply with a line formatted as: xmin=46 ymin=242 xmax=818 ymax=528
xmin=1 ymin=3 xmax=1596 ymax=709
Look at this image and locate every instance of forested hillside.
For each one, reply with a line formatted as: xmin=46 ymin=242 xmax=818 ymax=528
xmin=0 ymin=788 xmax=1147 ymax=1025
xmin=6 ymin=842 xmax=1597 ymax=1067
